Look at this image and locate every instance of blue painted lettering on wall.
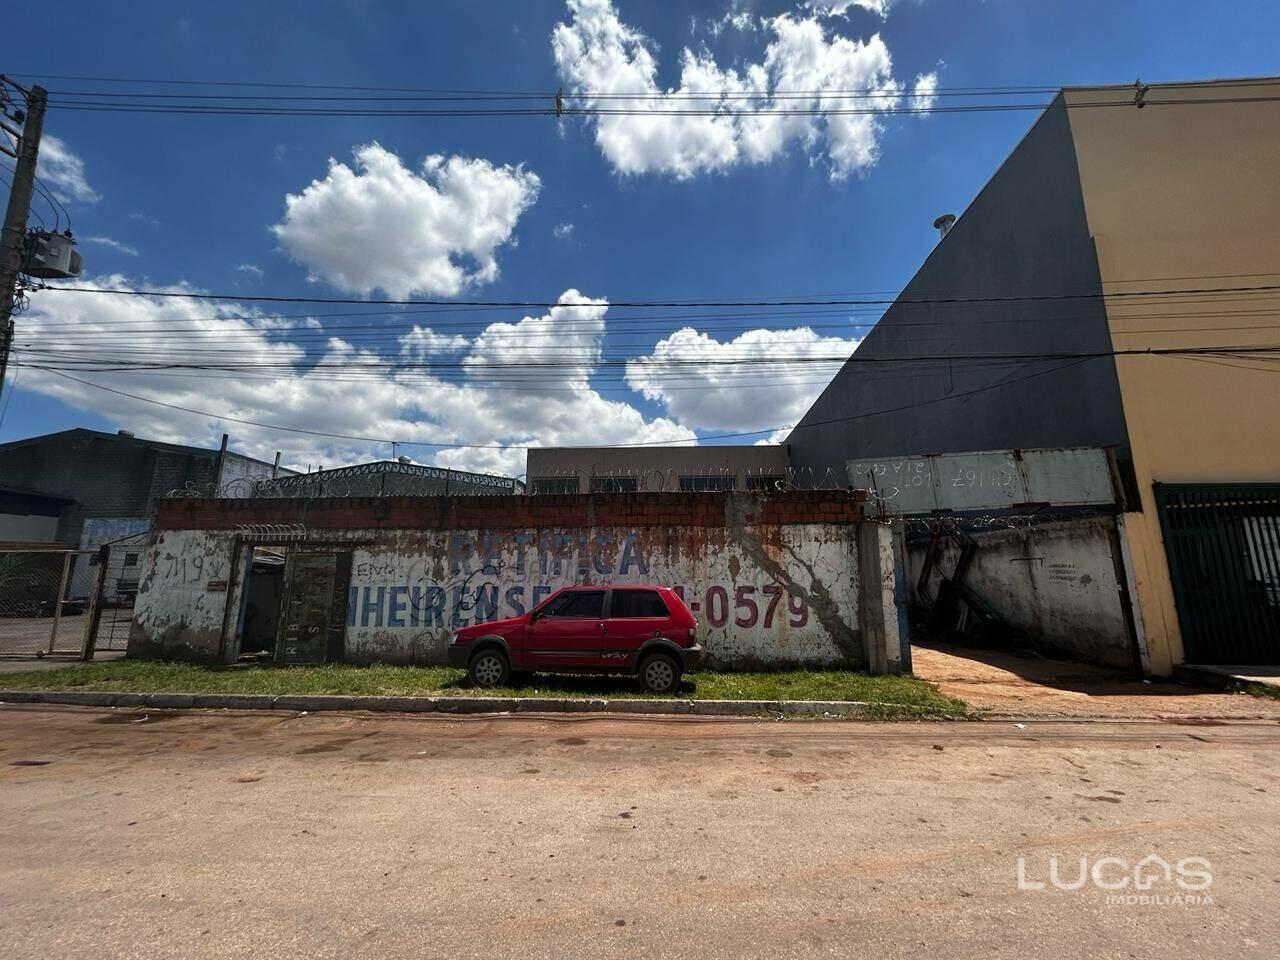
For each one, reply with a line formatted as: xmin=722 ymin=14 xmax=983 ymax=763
xmin=350 ymin=582 xmax=557 ymax=629
xmin=348 ymin=530 xmax=657 ymax=631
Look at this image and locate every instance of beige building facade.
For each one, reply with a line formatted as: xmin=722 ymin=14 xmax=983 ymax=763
xmin=525 ymin=445 xmax=791 ymax=494
xmin=790 ymin=77 xmax=1280 ymax=674
xmin=1064 ymin=80 xmax=1280 ymax=674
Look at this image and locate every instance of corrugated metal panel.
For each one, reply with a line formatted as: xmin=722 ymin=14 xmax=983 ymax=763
xmin=847 ymin=447 xmax=1116 ymax=513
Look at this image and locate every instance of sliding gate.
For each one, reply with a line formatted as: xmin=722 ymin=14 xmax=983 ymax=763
xmin=1155 ymin=483 xmax=1280 ymax=664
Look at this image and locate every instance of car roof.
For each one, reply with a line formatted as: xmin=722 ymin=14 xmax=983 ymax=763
xmin=561 ymin=584 xmax=664 ymax=590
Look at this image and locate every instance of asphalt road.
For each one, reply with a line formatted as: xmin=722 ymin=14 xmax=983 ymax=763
xmin=2 ymin=707 xmax=1277 ymax=960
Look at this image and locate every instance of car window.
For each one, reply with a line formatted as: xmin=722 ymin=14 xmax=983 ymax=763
xmin=542 ymin=590 xmax=605 ymax=619
xmin=610 ymin=589 xmax=669 ymax=618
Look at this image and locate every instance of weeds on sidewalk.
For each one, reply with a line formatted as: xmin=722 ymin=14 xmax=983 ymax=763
xmin=0 ymin=659 xmax=969 ymax=716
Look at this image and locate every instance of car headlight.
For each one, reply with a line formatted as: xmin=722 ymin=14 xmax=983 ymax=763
xmin=450 ymin=632 xmax=461 ymax=645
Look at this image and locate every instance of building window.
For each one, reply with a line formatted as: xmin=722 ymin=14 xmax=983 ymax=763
xmin=531 ymin=477 xmax=578 ymax=495
xmin=124 ymin=553 xmax=140 ymax=566
xmin=679 ymin=475 xmax=736 ymax=492
xmin=745 ymin=475 xmax=786 ymax=492
xmin=589 ymin=476 xmax=638 ymax=494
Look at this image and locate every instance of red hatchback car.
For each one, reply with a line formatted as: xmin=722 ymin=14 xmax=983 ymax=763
xmin=447 ymin=585 xmax=702 ymax=694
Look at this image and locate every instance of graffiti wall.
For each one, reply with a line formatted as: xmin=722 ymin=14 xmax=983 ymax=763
xmin=341 ymin=523 xmax=859 ymax=667
xmin=129 ymin=528 xmax=238 ymax=660
xmin=130 ymin=491 xmax=885 ymax=670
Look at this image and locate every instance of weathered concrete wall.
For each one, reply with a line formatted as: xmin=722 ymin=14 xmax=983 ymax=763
xmin=132 ymin=492 xmax=881 ymax=670
xmin=909 ymin=516 xmax=1133 ymax=668
xmin=336 ymin=522 xmax=857 ymax=667
xmin=859 ymin=522 xmax=910 ymax=675
xmin=128 ymin=528 xmax=238 ymax=661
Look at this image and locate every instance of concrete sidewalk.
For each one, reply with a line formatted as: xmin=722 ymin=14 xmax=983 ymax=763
xmin=1178 ymin=664 xmax=1280 ymax=692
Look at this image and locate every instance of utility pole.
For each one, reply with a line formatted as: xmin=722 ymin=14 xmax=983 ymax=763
xmin=0 ymin=80 xmax=47 ymax=398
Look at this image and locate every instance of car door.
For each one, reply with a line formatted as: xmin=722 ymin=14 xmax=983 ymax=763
xmin=602 ymin=588 xmax=672 ymax=668
xmin=526 ymin=589 xmax=606 ymax=669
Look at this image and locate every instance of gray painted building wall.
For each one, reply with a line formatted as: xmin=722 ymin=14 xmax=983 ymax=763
xmin=0 ymin=430 xmax=278 ymax=543
xmin=787 ymin=98 xmax=1131 ymax=473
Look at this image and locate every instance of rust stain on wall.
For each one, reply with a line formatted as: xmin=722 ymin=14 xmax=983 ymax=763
xmin=132 ymin=492 xmax=869 ymax=669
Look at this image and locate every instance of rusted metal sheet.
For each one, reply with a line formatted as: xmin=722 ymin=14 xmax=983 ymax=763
xmin=848 ymin=447 xmax=1117 ymax=514
xmin=278 ymin=553 xmax=339 ymax=664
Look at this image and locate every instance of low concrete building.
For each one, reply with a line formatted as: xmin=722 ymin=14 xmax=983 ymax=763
xmin=525 ymin=445 xmax=790 ymax=494
xmin=0 ymin=428 xmax=290 ymax=597
xmin=127 ymin=490 xmax=909 ymax=673
xmin=0 ymin=486 xmax=74 ymax=544
xmin=0 ymin=428 xmax=287 ymax=548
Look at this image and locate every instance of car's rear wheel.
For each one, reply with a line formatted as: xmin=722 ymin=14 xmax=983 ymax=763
xmin=638 ymin=653 xmax=681 ymax=694
xmin=468 ymin=648 xmax=510 ymax=688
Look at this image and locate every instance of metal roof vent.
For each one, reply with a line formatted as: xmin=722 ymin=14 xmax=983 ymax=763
xmin=397 ymin=455 xmax=413 ymax=464
xmin=933 ymin=213 xmax=956 ymax=239
xmin=117 ymin=429 xmax=135 ymax=438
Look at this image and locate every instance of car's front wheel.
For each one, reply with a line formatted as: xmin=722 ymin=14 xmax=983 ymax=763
xmin=638 ymin=653 xmax=681 ymax=694
xmin=468 ymin=648 xmax=510 ymax=688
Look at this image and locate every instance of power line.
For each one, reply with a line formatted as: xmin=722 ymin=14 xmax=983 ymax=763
xmin=21 ymin=310 xmax=1280 ymax=342
xmin=35 ymin=280 xmax=1280 ymax=309
xmin=27 ymin=270 xmax=1280 ymax=328
xmin=27 ymin=354 xmax=1103 ymax=449
xmin=37 ymin=94 xmax=1280 ymax=119
xmin=21 ymin=340 xmax=1277 ymax=450
xmin=20 ymin=71 xmax=1280 ymax=94
xmin=14 ymin=343 xmax=1280 ymax=373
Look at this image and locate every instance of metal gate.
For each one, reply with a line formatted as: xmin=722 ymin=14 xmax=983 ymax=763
xmin=1155 ymin=483 xmax=1280 ymax=665
xmin=86 ymin=534 xmax=149 ymax=653
xmin=0 ymin=548 xmax=92 ymax=657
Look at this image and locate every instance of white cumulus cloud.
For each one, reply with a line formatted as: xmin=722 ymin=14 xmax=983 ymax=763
xmin=808 ymin=0 xmax=895 ymax=18
xmin=552 ymin=0 xmax=929 ymax=180
xmin=910 ymin=70 xmax=939 ymax=112
xmin=84 ymin=236 xmax=139 ymax=256
xmin=36 ymin=135 xmax=100 ymax=203
xmin=17 ymin=280 xmax=693 ymax=478
xmin=553 ymin=222 xmax=575 ymax=239
xmin=272 ymin=144 xmax=540 ymax=298
xmin=625 ymin=326 xmax=861 ymax=431
xmin=399 ymin=325 xmax=470 ymax=358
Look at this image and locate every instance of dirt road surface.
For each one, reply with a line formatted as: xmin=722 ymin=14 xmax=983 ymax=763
xmin=2 ymin=706 xmax=1277 ymax=960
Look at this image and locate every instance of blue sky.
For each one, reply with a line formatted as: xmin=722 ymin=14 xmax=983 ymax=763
xmin=4 ymin=0 xmax=1278 ymax=476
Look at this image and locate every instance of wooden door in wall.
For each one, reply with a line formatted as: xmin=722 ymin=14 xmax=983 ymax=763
xmin=276 ymin=551 xmax=352 ymax=664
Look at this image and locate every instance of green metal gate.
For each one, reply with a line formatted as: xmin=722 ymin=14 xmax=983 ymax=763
xmin=1155 ymin=483 xmax=1280 ymax=664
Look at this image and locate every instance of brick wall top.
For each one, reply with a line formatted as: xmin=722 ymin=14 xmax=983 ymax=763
xmin=152 ymin=490 xmax=865 ymax=531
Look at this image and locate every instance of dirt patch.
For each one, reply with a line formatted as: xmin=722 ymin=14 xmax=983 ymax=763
xmin=912 ymin=642 xmax=1280 ymax=719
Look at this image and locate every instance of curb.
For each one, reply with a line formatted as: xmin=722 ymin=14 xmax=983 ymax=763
xmin=0 ymin=689 xmax=884 ymax=718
